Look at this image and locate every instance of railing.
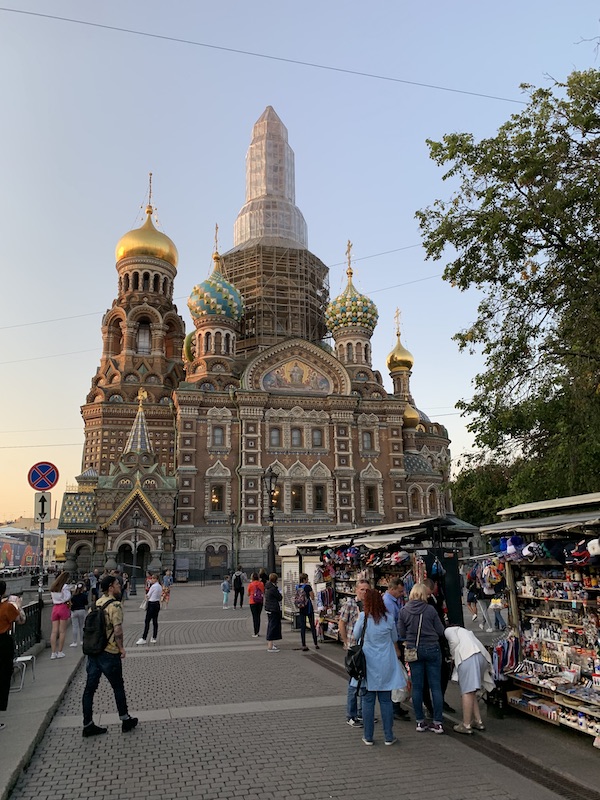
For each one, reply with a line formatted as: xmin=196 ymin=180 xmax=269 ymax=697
xmin=13 ymin=601 xmax=41 ymax=657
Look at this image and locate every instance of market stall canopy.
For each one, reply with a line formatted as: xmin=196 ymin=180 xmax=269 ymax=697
xmin=496 ymin=491 xmax=600 ymax=518
xmin=480 ymin=510 xmax=600 ymax=537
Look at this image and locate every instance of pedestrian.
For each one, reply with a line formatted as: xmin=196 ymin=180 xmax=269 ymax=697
xmin=161 ymin=570 xmax=173 ymax=607
xmin=221 ymin=575 xmax=231 ymax=609
xmin=247 ymin=572 xmax=265 ymax=636
xmin=264 ymin=573 xmax=282 ymax=652
xmin=382 ymin=578 xmax=410 ymax=720
xmin=351 ymin=589 xmax=406 ymax=746
xmin=136 ymin=573 xmax=162 ymax=645
xmin=490 ymin=595 xmax=507 ymax=630
xmin=49 ymin=571 xmax=72 ymax=659
xmin=69 ymin=582 xmax=88 ymax=647
xmin=144 ymin=571 xmax=153 ymax=593
xmin=258 ymin=568 xmax=269 ymax=588
xmin=444 ymin=626 xmax=494 ymax=734
xmin=81 ymin=574 xmax=138 ymax=737
xmin=89 ymin=569 xmax=99 ymax=601
xmin=423 ymin=577 xmax=455 ymax=714
xmin=295 ymin=572 xmax=319 ymax=651
xmin=398 ymin=582 xmax=446 ymax=734
xmin=0 ymin=582 xmax=26 ymax=731
xmin=339 ymin=578 xmax=370 ymax=728
xmin=121 ymin=573 xmax=129 ymax=601
xmin=232 ymin=566 xmax=247 ymax=608
xmin=465 ymin=570 xmax=479 ymax=621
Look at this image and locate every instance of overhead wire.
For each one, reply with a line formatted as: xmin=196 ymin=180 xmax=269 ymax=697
xmin=0 ymin=7 xmax=527 ymax=106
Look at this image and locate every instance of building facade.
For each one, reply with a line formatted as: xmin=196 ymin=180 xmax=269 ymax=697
xmin=61 ymin=107 xmax=451 ymax=577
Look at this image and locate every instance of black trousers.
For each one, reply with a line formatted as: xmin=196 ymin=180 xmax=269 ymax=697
xmin=233 ymin=587 xmax=244 ymax=608
xmin=0 ymin=632 xmax=14 ymax=712
xmin=299 ymin=610 xmax=318 ymax=647
xmin=250 ymin=603 xmax=262 ymax=634
xmin=142 ymin=601 xmax=160 ymax=639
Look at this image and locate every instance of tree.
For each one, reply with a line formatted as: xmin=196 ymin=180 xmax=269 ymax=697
xmin=417 ymin=69 xmax=600 ymax=496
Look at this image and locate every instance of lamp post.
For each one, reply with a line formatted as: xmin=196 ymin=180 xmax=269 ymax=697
xmin=130 ymin=510 xmax=140 ymax=596
xmin=262 ymin=466 xmax=278 ymax=575
xmin=229 ymin=510 xmax=236 ymax=573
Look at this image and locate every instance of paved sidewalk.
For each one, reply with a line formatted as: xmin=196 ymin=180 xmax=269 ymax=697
xmin=2 ymin=584 xmax=598 ymax=800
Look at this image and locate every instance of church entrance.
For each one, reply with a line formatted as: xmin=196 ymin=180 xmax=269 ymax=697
xmin=205 ymin=545 xmax=228 ymax=580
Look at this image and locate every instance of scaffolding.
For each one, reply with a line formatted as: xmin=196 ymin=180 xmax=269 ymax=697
xmin=221 ymin=240 xmax=329 ymax=357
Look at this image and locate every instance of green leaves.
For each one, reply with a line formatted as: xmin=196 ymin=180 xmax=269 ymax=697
xmin=418 ymin=70 xmax=600 ymax=497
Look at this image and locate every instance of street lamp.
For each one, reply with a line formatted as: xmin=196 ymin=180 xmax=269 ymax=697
xmin=262 ymin=466 xmax=279 ymax=575
xmin=130 ymin=510 xmax=140 ymax=596
xmin=229 ymin=510 xmax=236 ymax=572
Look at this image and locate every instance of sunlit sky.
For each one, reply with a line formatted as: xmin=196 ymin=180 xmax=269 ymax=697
xmin=0 ymin=2 xmax=598 ymax=522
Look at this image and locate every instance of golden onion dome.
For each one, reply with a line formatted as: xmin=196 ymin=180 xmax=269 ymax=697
xmin=386 ymin=332 xmax=414 ymax=372
xmin=115 ymin=205 xmax=178 ymax=268
xmin=403 ymin=403 xmax=419 ymax=428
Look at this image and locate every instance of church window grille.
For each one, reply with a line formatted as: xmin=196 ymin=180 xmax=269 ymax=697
xmin=314 ymin=485 xmax=325 ymax=511
xmin=365 ymin=485 xmax=377 ymax=512
xmin=291 ymin=485 xmax=304 ymax=511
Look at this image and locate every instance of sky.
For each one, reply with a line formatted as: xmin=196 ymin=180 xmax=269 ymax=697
xmin=0 ymin=2 xmax=598 ymax=522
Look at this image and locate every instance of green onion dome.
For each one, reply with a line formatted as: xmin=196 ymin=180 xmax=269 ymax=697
xmin=325 ymin=266 xmax=378 ymax=335
xmin=187 ymin=253 xmax=244 ymax=325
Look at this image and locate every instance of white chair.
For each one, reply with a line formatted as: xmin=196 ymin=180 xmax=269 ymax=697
xmin=11 ymin=654 xmax=36 ymax=692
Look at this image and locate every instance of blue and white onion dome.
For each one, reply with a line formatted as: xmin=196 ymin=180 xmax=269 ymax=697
xmin=325 ymin=265 xmax=378 ymax=335
xmin=187 ymin=252 xmax=245 ymax=326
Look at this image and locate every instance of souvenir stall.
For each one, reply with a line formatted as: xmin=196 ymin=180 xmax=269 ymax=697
xmin=281 ymin=514 xmax=476 ymax=641
xmin=480 ymin=495 xmax=600 ymax=748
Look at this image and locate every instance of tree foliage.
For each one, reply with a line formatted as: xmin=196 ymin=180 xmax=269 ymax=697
xmin=417 ymin=70 xmax=600 ymax=496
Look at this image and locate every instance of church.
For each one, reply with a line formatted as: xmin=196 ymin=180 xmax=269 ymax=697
xmin=59 ymin=107 xmax=451 ymax=578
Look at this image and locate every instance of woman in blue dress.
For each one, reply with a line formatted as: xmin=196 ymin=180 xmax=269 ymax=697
xmin=352 ymin=588 xmax=406 ymax=746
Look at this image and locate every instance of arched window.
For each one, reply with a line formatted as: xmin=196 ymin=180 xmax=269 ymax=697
xmin=142 ymin=272 xmax=150 ymax=291
xmin=314 ymin=485 xmax=325 ymax=511
xmin=365 ymin=486 xmax=377 ymax=511
xmin=210 ymin=485 xmax=224 ymax=512
xmin=346 ymin=343 xmax=353 ymax=362
xmin=214 ymin=332 xmax=222 ymax=354
xmin=163 ymin=277 xmax=168 ymax=295
xmin=291 ymin=485 xmax=304 ymax=511
xmin=224 ymin=333 xmax=231 ymax=354
xmin=312 ymin=429 xmax=323 ymax=448
xmin=362 ymin=431 xmax=373 ymax=450
xmin=212 ymin=426 xmax=224 ymax=446
xmin=136 ymin=321 xmax=151 ymax=355
xmin=204 ymin=332 xmax=212 ymax=353
xmin=123 ymin=274 xmax=130 ymax=292
xmin=291 ymin=428 xmax=303 ymax=447
xmin=153 ymin=274 xmax=160 ymax=292
xmin=410 ymin=488 xmax=420 ymax=513
xmin=270 ymin=427 xmax=281 ymax=447
xmin=133 ymin=272 xmax=140 ymax=290
xmin=364 ymin=344 xmax=369 ymax=363
xmin=428 ymin=488 xmax=437 ymax=514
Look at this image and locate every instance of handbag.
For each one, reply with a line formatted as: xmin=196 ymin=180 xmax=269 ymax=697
xmin=404 ymin=613 xmax=423 ymax=662
xmin=391 ymin=662 xmax=411 ymax=703
xmin=139 ymin=599 xmax=147 ymax=610
xmin=344 ymin=617 xmax=367 ymax=682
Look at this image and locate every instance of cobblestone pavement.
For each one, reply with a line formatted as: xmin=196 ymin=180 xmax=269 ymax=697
xmin=9 ymin=585 xmax=566 ymax=800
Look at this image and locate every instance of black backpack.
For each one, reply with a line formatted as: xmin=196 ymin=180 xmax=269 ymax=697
xmin=233 ymin=574 xmax=243 ymax=590
xmin=82 ymin=598 xmax=116 ymax=656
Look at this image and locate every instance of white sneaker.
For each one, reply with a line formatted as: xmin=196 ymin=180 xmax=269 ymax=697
xmin=150 ymin=638 xmax=157 ymax=643
xmin=70 ymin=642 xmax=78 ymax=647
xmin=486 ymin=627 xmax=493 ymax=633
xmin=268 ymin=647 xmax=280 ymax=653
xmin=56 ymin=652 xmax=66 ymax=659
xmin=251 ymin=634 xmax=259 ymax=638
xmin=136 ymin=638 xmax=147 ymax=645
xmin=50 ymin=653 xmax=57 ymax=660
xmin=471 ymin=614 xmax=478 ymax=621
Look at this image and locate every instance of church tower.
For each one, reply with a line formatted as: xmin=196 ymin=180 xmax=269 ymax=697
xmin=81 ymin=180 xmax=186 ymax=477
xmin=221 ymin=107 xmax=329 ymax=356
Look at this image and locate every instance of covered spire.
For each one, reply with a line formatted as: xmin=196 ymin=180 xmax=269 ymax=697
xmin=233 ymin=106 xmax=308 ymax=247
xmin=124 ymin=389 xmax=153 ymax=454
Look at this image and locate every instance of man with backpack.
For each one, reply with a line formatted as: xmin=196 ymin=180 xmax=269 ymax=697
xmin=232 ymin=566 xmax=247 ymax=609
xmin=81 ymin=574 xmax=138 ymax=737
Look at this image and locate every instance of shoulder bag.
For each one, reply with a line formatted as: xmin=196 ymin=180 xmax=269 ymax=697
xmin=404 ymin=613 xmax=423 ymax=662
xmin=344 ymin=616 xmax=367 ymax=683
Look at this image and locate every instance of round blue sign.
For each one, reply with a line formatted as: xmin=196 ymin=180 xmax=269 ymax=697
xmin=28 ymin=462 xmax=59 ymax=491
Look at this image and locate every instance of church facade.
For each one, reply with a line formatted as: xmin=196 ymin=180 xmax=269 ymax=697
xmin=60 ymin=107 xmax=451 ymax=578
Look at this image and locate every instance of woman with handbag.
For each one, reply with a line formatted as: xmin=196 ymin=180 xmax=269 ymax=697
xmin=398 ymin=582 xmax=446 ymax=734
xmin=264 ymin=573 xmax=282 ymax=652
xmin=351 ymin=589 xmax=406 ymax=746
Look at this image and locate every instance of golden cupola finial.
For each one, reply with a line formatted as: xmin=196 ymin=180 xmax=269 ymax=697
xmin=386 ymin=308 xmax=414 ymax=371
xmin=115 ymin=172 xmax=179 ymax=268
xmin=346 ymin=239 xmax=354 ymax=282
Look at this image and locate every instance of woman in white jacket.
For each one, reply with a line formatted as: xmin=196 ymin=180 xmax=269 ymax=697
xmin=444 ymin=626 xmax=494 ymax=735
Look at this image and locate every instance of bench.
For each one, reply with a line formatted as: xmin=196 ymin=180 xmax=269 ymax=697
xmin=10 ymin=654 xmax=36 ymax=692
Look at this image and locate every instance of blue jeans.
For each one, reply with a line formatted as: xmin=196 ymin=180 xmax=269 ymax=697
xmin=362 ymin=690 xmax=394 ymax=743
xmin=494 ymin=609 xmax=506 ymax=629
xmin=82 ymin=651 xmax=129 ymax=726
xmin=346 ymin=680 xmax=363 ymax=720
xmin=410 ymin=644 xmax=443 ymax=724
